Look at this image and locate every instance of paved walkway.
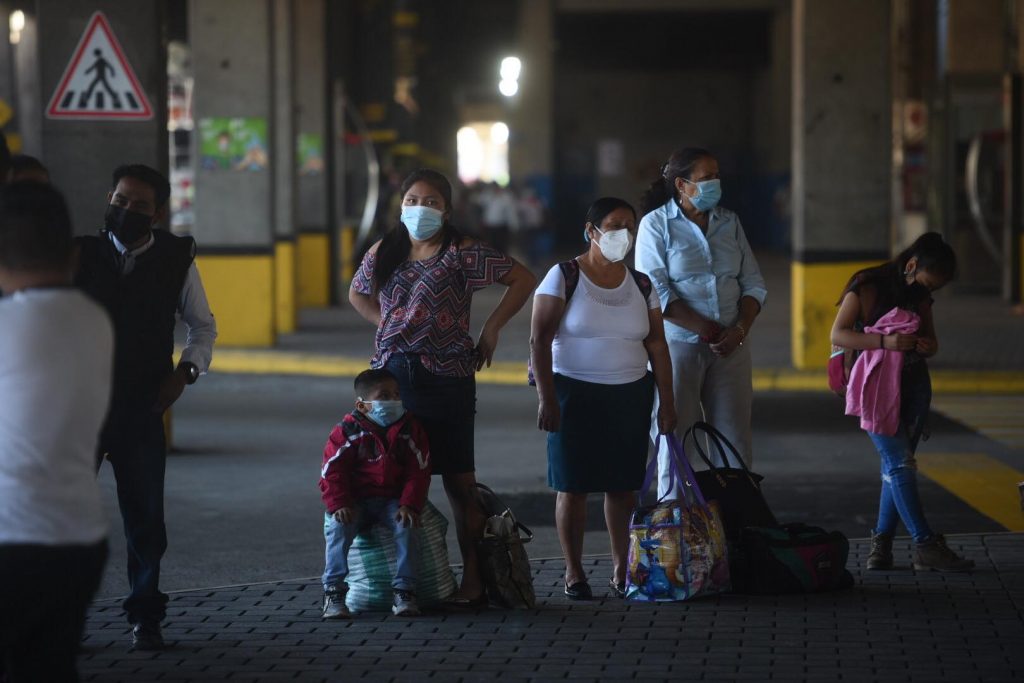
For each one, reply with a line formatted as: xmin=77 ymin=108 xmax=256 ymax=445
xmin=80 ymin=533 xmax=1024 ymax=682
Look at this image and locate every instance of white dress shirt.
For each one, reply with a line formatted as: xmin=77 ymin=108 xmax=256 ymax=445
xmin=109 ymin=231 xmax=217 ymax=373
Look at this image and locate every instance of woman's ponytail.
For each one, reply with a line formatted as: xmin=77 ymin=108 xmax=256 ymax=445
xmin=640 ymin=147 xmax=713 ymax=217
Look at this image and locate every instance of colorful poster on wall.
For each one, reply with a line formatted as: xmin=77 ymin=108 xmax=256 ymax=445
xmin=199 ymin=117 xmax=268 ymax=171
xmin=297 ymin=133 xmax=324 ymax=176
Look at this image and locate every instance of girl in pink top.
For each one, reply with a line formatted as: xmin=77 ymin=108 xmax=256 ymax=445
xmin=830 ymin=233 xmax=973 ymax=573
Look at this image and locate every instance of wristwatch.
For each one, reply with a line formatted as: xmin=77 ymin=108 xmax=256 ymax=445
xmin=180 ymin=361 xmax=200 ymax=385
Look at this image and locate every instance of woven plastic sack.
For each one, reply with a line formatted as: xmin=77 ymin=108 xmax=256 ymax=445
xmin=343 ymin=500 xmax=456 ymax=612
xmin=626 ymin=435 xmax=730 ymax=602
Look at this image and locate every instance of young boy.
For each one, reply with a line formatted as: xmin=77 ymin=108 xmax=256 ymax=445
xmin=319 ymin=368 xmax=431 ymax=618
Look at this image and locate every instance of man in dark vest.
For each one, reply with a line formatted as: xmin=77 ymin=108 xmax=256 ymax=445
xmin=75 ymin=164 xmax=217 ymax=651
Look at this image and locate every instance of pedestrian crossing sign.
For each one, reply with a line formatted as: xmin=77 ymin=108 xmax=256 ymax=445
xmin=45 ymin=12 xmax=153 ymax=120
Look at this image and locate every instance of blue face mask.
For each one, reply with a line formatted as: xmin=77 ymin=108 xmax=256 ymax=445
xmin=401 ymin=206 xmax=445 ymax=241
xmin=683 ymin=178 xmax=722 ymax=212
xmin=362 ymin=400 xmax=407 ymax=428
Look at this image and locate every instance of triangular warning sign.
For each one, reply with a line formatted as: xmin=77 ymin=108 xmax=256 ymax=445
xmin=46 ymin=12 xmax=153 ymax=120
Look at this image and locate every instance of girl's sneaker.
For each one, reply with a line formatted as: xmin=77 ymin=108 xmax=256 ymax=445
xmin=913 ymin=535 xmax=975 ymax=572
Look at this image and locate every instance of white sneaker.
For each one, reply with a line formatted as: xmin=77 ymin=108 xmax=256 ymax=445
xmin=322 ymin=587 xmax=351 ymax=619
xmin=392 ymin=589 xmax=421 ymax=617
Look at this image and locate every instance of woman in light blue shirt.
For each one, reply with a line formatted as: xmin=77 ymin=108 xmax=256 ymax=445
xmin=635 ymin=147 xmax=767 ymax=499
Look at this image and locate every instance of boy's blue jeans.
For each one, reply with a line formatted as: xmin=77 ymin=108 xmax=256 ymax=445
xmin=322 ymin=497 xmax=417 ymax=592
xmin=868 ymin=367 xmax=934 ymax=543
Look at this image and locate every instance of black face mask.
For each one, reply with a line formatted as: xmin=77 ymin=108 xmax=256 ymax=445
xmin=105 ymin=204 xmax=153 ymax=246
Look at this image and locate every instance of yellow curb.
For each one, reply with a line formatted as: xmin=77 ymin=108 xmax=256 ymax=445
xmin=918 ymin=452 xmax=1024 ymax=532
xmin=201 ymin=349 xmax=1024 ymax=394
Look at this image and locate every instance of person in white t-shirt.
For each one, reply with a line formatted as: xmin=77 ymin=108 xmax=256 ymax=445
xmin=0 ymin=181 xmax=113 ymax=682
xmin=530 ymin=197 xmax=676 ymax=601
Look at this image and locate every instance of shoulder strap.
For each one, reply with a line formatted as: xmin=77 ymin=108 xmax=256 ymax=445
xmin=628 ymin=267 xmax=653 ymax=301
xmin=557 ymin=259 xmax=581 ymax=302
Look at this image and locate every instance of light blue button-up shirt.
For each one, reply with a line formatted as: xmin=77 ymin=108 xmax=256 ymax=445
xmin=635 ymin=199 xmax=767 ymax=344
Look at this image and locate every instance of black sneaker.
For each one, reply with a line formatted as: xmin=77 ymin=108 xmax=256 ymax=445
xmin=129 ymin=621 xmax=164 ymax=651
xmin=322 ymin=586 xmax=351 ymax=619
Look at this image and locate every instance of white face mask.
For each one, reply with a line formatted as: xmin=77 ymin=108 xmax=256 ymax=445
xmin=593 ymin=226 xmax=634 ymax=262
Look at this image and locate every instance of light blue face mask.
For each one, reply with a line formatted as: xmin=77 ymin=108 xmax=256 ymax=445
xmin=683 ymin=178 xmax=722 ymax=212
xmin=363 ymin=400 xmax=407 ymax=428
xmin=401 ymin=206 xmax=445 ymax=241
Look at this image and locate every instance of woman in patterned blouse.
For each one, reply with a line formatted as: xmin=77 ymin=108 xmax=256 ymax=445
xmin=349 ymin=169 xmax=537 ymax=606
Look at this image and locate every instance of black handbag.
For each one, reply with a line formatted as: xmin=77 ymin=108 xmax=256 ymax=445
xmin=685 ymin=421 xmax=778 ymax=540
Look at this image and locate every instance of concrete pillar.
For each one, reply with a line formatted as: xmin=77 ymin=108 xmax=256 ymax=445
xmin=294 ymin=0 xmax=330 ymax=309
xmin=190 ymin=0 xmax=275 ymax=346
xmin=272 ymin=0 xmax=297 ymax=334
xmin=510 ymin=0 xmax=554 ymax=206
xmin=947 ymin=0 xmax=1005 ymax=74
xmin=33 ymin=1 xmax=166 ymax=232
xmin=791 ymin=0 xmax=892 ymax=368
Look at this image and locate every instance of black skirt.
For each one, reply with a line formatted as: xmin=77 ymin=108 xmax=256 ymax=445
xmin=547 ymin=372 xmax=655 ymax=493
xmin=385 ymin=354 xmax=476 ymax=476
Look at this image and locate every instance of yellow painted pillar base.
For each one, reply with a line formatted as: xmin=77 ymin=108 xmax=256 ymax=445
xmin=274 ymin=239 xmax=297 ymax=334
xmin=298 ymin=231 xmax=330 ymax=308
xmin=791 ymin=259 xmax=882 ymax=369
xmin=340 ymin=225 xmax=355 ymax=286
xmin=195 ymin=252 xmax=276 ymax=347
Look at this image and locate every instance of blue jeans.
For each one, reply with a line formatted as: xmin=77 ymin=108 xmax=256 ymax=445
xmin=322 ymin=497 xmax=417 ymax=592
xmin=868 ymin=367 xmax=934 ymax=543
xmin=102 ymin=411 xmax=169 ymax=625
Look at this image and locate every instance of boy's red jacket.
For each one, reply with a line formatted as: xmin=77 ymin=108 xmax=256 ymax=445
xmin=319 ymin=411 xmax=431 ymax=513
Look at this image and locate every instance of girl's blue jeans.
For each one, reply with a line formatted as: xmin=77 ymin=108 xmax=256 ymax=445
xmin=868 ymin=367 xmax=934 ymax=543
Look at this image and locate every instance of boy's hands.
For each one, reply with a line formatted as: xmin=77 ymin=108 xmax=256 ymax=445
xmin=333 ymin=508 xmax=354 ymax=524
xmin=395 ymin=505 xmax=420 ymax=528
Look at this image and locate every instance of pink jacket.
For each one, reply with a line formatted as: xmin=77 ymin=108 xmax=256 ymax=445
xmin=845 ymin=307 xmax=921 ymax=436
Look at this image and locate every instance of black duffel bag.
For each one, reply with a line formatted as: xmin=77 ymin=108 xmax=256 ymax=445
xmin=731 ymin=523 xmax=854 ymax=594
xmin=686 ymin=421 xmax=778 ymax=540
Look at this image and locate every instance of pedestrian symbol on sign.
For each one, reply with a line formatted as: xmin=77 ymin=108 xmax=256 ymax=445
xmin=46 ymin=12 xmax=152 ymax=120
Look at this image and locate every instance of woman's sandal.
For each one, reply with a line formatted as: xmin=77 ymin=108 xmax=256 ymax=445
xmin=608 ymin=578 xmax=626 ymax=599
xmin=564 ymin=580 xmax=593 ymax=600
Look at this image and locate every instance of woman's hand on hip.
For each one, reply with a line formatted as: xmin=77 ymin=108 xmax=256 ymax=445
xmin=537 ymin=396 xmax=561 ymax=432
xmin=474 ymin=323 xmax=500 ymax=370
xmin=656 ymin=401 xmax=677 ymax=435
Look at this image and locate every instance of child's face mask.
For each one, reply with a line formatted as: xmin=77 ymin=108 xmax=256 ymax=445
xmin=359 ymin=399 xmax=406 ymax=427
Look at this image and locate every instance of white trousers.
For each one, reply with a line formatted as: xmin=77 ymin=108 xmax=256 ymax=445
xmin=652 ymin=340 xmax=754 ymax=500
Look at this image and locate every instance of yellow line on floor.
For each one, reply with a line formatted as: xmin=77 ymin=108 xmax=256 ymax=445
xmin=917 ymin=452 xmax=1024 ymax=532
xmin=203 ymin=349 xmax=1024 ymax=393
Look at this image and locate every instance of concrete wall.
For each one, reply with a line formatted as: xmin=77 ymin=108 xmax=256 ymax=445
xmin=295 ymin=0 xmax=327 ymax=231
xmin=791 ymin=0 xmax=892 ymax=368
xmin=36 ymin=0 xmax=166 ymax=234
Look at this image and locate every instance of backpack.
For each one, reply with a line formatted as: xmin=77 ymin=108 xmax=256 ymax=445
xmin=528 ymin=259 xmax=654 ymax=385
xmin=475 ymin=483 xmax=536 ymax=609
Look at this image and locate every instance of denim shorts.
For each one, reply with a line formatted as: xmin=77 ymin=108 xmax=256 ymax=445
xmin=384 ymin=354 xmax=477 ymax=476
